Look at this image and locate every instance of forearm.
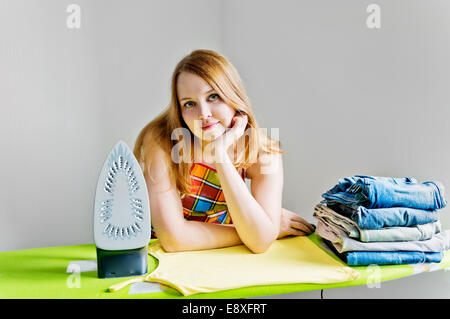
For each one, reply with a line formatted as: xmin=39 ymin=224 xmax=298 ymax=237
xmin=162 ymin=220 xmax=243 ymax=252
xmin=214 ymin=153 xmax=278 ymax=253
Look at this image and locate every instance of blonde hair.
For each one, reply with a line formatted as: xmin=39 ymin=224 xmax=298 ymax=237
xmin=134 ymin=49 xmax=284 ymax=195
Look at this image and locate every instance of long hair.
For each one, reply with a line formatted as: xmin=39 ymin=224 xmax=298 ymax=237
xmin=134 ymin=49 xmax=284 ymax=195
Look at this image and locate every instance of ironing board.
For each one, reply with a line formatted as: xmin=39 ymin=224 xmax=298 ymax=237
xmin=1 ymin=233 xmax=449 ymax=299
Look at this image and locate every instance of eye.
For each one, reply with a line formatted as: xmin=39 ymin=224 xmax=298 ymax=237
xmin=182 ymin=93 xmax=220 ymax=108
xmin=208 ymin=93 xmax=220 ymax=101
xmin=183 ymin=101 xmax=195 ymax=108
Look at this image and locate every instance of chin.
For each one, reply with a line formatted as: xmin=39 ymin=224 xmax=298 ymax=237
xmin=200 ymin=133 xmax=220 ymax=142
xmin=200 ymin=124 xmax=225 ymax=138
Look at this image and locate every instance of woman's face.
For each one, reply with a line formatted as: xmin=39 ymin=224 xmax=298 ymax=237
xmin=177 ymin=71 xmax=236 ymax=144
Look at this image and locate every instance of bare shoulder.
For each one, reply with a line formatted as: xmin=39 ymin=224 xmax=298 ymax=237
xmin=245 ymin=151 xmax=283 ymax=180
xmin=144 ymin=143 xmax=173 ymax=188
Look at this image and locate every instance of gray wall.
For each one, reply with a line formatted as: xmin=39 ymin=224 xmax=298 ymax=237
xmin=224 ymin=0 xmax=450 ymax=299
xmin=1 ymin=0 xmax=449 ymax=298
xmin=221 ymin=0 xmax=450 ymax=230
xmin=0 ymin=0 xmax=223 ymax=250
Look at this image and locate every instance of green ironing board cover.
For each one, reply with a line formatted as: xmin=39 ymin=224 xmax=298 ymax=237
xmin=1 ymin=233 xmax=449 ymax=299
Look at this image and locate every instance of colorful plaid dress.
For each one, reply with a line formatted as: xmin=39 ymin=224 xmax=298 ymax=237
xmin=150 ymin=162 xmax=246 ymax=239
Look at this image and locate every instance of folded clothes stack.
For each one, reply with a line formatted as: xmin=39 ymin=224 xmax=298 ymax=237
xmin=313 ymin=175 xmax=450 ymax=266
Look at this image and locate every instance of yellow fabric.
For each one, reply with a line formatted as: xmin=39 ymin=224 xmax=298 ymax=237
xmin=111 ymin=236 xmax=359 ymax=296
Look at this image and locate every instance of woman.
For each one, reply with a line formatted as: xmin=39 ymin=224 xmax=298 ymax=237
xmin=134 ymin=49 xmax=314 ymax=253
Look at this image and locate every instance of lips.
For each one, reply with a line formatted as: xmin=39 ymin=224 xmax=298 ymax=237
xmin=202 ymin=122 xmax=219 ymax=130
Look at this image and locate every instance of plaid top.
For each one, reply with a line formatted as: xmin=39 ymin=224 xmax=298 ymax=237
xmin=150 ymin=162 xmax=246 ymax=239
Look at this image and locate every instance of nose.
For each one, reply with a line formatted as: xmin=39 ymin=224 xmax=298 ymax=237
xmin=197 ymin=101 xmax=212 ymax=120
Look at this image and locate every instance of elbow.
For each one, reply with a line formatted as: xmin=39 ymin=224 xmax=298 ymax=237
xmin=248 ymin=240 xmax=273 ymax=254
xmin=160 ymin=240 xmax=188 ymax=253
xmin=158 ymin=240 xmax=176 ymax=253
xmin=157 ymin=233 xmax=185 ymax=253
xmin=247 ymin=229 xmax=278 ymax=254
xmin=154 ymin=221 xmax=191 ymax=253
xmin=160 ymin=241 xmax=179 ymax=253
xmin=247 ymin=212 xmax=280 ymax=254
xmin=249 ymin=246 xmax=269 ymax=254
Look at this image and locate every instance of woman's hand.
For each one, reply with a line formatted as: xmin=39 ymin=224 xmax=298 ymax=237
xmin=277 ymin=208 xmax=316 ymax=239
xmin=205 ymin=112 xmax=248 ymax=162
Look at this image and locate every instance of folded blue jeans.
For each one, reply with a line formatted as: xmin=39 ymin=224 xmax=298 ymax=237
xmin=322 ymin=175 xmax=446 ymax=210
xmin=344 ymin=251 xmax=444 ymax=266
xmin=323 ymin=239 xmax=444 ymax=266
xmin=327 ymin=202 xmax=440 ymax=229
xmin=332 ymin=230 xmax=450 ymax=253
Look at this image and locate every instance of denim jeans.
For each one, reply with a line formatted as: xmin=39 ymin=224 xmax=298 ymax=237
xmin=344 ymin=251 xmax=444 ymax=266
xmin=359 ymin=221 xmax=441 ymax=242
xmin=323 ymin=239 xmax=445 ymax=266
xmin=327 ymin=201 xmax=440 ymax=229
xmin=322 ymin=175 xmax=447 ymax=210
xmin=315 ymin=208 xmax=442 ymax=243
xmin=332 ymin=230 xmax=450 ymax=253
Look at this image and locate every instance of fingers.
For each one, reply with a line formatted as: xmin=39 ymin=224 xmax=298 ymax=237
xmin=291 ymin=217 xmax=315 ymax=233
xmin=232 ymin=114 xmax=248 ymax=128
xmin=290 ymin=228 xmax=309 ymax=236
xmin=284 ymin=228 xmax=309 ymax=237
xmin=231 ymin=116 xmax=248 ymax=143
xmin=280 ymin=208 xmax=316 ymax=236
xmin=291 ymin=220 xmax=314 ymax=234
